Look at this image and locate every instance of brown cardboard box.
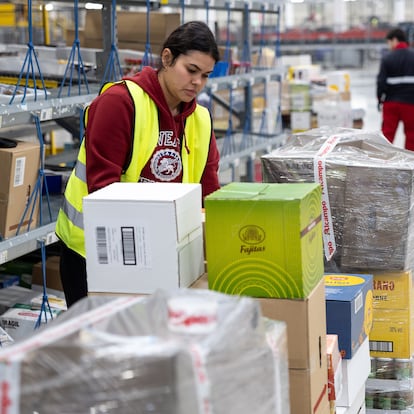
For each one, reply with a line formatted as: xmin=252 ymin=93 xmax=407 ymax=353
xmin=80 ymin=38 xmax=103 ymax=49
xmin=250 ymin=278 xmax=330 ymax=414
xmin=256 ymin=277 xmax=327 ymax=370
xmin=191 ymin=275 xmax=329 ymax=413
xmin=81 ymin=40 xmax=165 ymax=55
xmin=65 ymin=28 xmax=86 ymax=46
xmin=191 ymin=273 xmax=326 ymax=369
xmin=31 ymin=256 xmax=63 ymax=292
xmin=251 ymin=47 xmax=276 ymax=68
xmin=84 ymin=11 xmax=180 ymax=44
xmin=289 ymin=368 xmax=330 ymax=414
xmin=0 ymin=140 xmax=40 ymax=239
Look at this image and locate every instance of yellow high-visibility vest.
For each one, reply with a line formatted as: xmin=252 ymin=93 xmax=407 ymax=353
xmin=55 ymin=80 xmax=212 ymax=257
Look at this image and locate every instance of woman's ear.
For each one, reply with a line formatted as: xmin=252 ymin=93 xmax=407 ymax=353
xmin=161 ymin=48 xmax=173 ymax=67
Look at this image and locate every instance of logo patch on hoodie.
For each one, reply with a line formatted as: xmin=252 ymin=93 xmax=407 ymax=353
xmin=150 ymin=149 xmax=182 ymax=181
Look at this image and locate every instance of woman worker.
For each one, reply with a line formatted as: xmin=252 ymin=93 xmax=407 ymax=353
xmin=55 ymin=20 xmax=221 ymax=307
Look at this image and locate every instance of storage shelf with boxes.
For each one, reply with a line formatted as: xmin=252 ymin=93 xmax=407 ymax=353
xmin=0 ymin=2 xmax=336 ymax=413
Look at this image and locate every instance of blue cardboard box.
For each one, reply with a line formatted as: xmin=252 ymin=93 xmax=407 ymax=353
xmin=0 ymin=274 xmax=20 ymax=289
xmin=325 ymin=273 xmax=373 ymax=359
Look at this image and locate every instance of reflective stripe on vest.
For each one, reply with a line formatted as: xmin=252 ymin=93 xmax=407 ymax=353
xmin=55 ymin=80 xmax=212 ymax=257
xmin=386 ymin=76 xmax=414 ymax=85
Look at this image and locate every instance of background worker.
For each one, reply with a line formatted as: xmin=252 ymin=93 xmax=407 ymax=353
xmin=56 ymin=21 xmax=221 ymax=307
xmin=377 ymin=27 xmax=414 ymax=151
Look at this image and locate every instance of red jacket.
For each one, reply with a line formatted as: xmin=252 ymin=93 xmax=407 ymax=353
xmin=85 ymin=67 xmax=220 ymax=199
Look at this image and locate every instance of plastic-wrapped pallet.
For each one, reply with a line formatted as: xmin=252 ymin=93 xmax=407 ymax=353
xmin=261 ymin=127 xmax=414 ymax=273
xmin=0 ymin=289 xmax=289 ymax=414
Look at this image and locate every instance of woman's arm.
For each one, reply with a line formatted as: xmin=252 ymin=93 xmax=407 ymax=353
xmin=85 ymin=85 xmax=134 ymax=194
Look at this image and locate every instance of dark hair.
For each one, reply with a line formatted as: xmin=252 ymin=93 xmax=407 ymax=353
xmin=386 ymin=28 xmax=407 ymax=42
xmin=159 ymin=21 xmax=220 ymax=67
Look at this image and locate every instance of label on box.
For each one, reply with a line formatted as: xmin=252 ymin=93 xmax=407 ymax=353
xmin=94 ymin=224 xmax=151 ymax=268
xmin=372 ymin=271 xmax=412 ymax=310
xmin=13 ymin=156 xmax=25 ymax=187
xmin=370 ymin=308 xmax=414 ymax=358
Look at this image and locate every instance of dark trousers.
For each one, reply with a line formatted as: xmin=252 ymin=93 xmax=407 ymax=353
xmin=59 ymin=242 xmax=88 ymax=307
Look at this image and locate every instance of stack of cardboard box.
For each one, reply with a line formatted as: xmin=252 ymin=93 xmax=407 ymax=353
xmin=201 ymin=181 xmax=330 ymax=414
xmin=0 ymin=139 xmax=40 ymax=239
xmin=261 ymin=127 xmax=414 ymax=413
xmin=325 ymin=273 xmax=373 ymax=413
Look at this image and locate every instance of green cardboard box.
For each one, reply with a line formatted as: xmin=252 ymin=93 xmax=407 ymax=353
xmin=205 ymin=182 xmax=324 ymax=299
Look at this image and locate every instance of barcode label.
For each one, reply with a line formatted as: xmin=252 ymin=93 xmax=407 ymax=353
xmin=354 ymin=292 xmax=363 ymax=314
xmin=96 ymin=226 xmax=108 ymax=264
xmin=40 ymin=108 xmax=53 ymax=121
xmin=93 ymin=225 xmax=150 ymax=268
xmin=369 ymin=340 xmax=393 ymax=353
xmin=121 ymin=227 xmax=136 ymax=265
xmin=13 ymin=157 xmax=25 ymax=187
xmin=0 ymin=250 xmax=8 ymax=265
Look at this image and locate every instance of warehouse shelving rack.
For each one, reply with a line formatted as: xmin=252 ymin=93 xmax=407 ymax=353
xmin=0 ymin=0 xmax=286 ymax=265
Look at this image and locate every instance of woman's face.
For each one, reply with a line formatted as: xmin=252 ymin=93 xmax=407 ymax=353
xmin=159 ymin=49 xmax=215 ymax=109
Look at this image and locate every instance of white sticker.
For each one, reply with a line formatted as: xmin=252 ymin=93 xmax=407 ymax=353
xmin=0 ymin=250 xmax=8 ymax=265
xmin=95 ymin=225 xmax=151 ymax=268
xmin=13 ymin=157 xmax=25 ymax=187
xmin=45 ymin=232 xmax=58 ymax=245
xmin=40 ymin=107 xmax=53 ymax=121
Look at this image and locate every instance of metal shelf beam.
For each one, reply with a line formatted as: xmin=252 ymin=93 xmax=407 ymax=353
xmin=0 ymin=91 xmax=99 ymax=129
xmin=218 ymin=132 xmax=286 ymax=171
xmin=163 ymin=0 xmax=282 ymax=12
xmin=0 ymin=222 xmax=58 ymax=265
xmin=206 ymin=68 xmax=283 ymax=93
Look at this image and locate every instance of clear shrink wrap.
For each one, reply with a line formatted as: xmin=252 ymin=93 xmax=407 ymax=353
xmin=261 ymin=127 xmax=414 ymax=272
xmin=0 ymin=290 xmax=289 ymax=414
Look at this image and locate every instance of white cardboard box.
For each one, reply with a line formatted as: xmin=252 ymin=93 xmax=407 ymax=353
xmin=337 ymin=337 xmax=370 ymax=407
xmin=0 ymin=305 xmax=61 ymax=342
xmin=83 ymin=182 xmax=205 ymax=294
xmin=336 ymin=385 xmax=365 ymax=414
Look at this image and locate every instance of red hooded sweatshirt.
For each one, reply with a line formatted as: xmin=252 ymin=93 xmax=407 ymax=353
xmin=85 ymin=66 xmax=220 ymax=199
